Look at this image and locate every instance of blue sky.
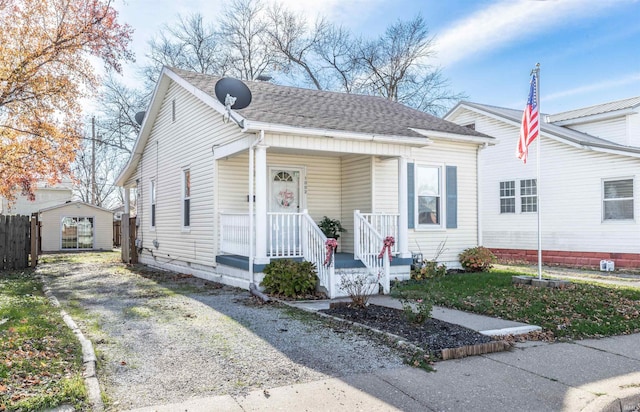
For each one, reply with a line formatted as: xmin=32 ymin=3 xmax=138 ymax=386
xmin=115 ymin=0 xmax=640 ymax=114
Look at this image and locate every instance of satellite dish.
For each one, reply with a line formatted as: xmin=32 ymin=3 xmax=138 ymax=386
xmin=215 ymin=78 xmax=252 ymax=110
xmin=134 ymin=111 xmax=146 ymax=126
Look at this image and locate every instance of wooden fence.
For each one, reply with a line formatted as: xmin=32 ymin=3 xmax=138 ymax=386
xmin=0 ymin=215 xmax=37 ymax=270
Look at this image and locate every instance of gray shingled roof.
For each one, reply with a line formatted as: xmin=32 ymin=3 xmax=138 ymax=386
xmin=547 ymin=96 xmax=640 ymax=123
xmin=171 ymin=68 xmax=489 ymax=140
xmin=456 ymin=101 xmax=640 ymax=155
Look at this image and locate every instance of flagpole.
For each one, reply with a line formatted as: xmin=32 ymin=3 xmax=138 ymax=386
xmin=534 ymin=63 xmax=542 ymax=280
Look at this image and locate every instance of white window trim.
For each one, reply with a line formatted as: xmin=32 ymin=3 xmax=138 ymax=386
xmin=182 ymin=168 xmax=191 ymax=232
xmin=499 ymin=180 xmax=516 ymax=214
xmin=602 ymin=177 xmax=635 ymax=222
xmin=519 ymin=178 xmax=538 ymax=214
xmin=414 ymin=163 xmax=445 ymax=230
xmin=150 ymin=179 xmax=156 ymax=231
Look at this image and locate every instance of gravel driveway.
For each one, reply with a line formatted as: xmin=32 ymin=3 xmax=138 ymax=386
xmin=38 ymin=252 xmax=405 ymax=411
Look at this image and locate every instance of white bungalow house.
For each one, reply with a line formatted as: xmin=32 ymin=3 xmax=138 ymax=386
xmin=116 ymin=67 xmax=494 ymax=297
xmin=445 ymin=96 xmax=640 ymax=269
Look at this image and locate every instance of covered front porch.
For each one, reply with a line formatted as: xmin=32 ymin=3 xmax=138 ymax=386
xmin=214 ymin=132 xmax=420 ymax=298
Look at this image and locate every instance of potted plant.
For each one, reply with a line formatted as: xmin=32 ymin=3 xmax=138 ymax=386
xmin=318 ymin=216 xmax=346 ymax=251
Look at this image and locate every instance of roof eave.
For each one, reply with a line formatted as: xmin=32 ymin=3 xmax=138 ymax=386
xmin=242 ymin=121 xmax=432 ymax=147
xmin=409 ymin=128 xmax=496 ymax=146
xmin=550 ymin=107 xmax=638 ymax=126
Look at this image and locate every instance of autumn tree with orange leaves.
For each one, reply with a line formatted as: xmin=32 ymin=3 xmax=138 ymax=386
xmin=0 ymin=0 xmax=133 ymax=203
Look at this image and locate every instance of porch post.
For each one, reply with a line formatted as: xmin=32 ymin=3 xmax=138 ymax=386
xmin=121 ymin=187 xmax=131 ymax=263
xmin=397 ymin=157 xmax=411 ymax=258
xmin=254 ymin=144 xmax=269 ymax=264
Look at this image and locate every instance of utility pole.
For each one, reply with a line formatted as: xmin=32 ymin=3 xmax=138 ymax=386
xmin=91 ymin=116 xmax=96 ymax=205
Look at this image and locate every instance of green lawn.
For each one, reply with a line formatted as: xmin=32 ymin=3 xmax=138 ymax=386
xmin=0 ymin=269 xmax=86 ymax=411
xmin=393 ymin=269 xmax=640 ymax=340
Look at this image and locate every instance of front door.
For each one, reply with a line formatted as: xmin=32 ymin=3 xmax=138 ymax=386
xmin=268 ymin=168 xmax=303 ymax=255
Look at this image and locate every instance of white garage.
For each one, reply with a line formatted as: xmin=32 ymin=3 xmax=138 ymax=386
xmin=39 ymin=201 xmax=113 ymax=252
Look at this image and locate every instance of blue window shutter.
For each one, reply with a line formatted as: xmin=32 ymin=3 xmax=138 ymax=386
xmin=446 ymin=166 xmax=457 ymax=229
xmin=408 ymin=163 xmax=415 ymax=229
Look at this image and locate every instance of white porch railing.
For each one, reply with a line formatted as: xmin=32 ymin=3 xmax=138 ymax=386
xmin=353 ymin=210 xmax=394 ymax=294
xmin=301 ymin=211 xmax=335 ymax=298
xmin=267 ymin=212 xmax=303 ymax=257
xmin=219 ymin=210 xmax=335 ymax=297
xmin=359 ymin=212 xmax=399 ymax=255
xmin=219 ymin=212 xmax=252 ymax=256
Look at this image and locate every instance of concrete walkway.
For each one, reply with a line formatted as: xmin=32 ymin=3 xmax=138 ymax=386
xmin=128 ymin=295 xmax=640 ymax=412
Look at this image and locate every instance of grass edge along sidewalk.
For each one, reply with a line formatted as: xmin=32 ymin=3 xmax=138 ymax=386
xmin=394 ymin=269 xmax=640 ymax=340
xmin=0 ymin=268 xmax=87 ymax=411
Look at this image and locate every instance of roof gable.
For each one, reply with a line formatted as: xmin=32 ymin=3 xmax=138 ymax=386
xmin=447 ymin=101 xmax=640 ymax=158
xmin=39 ymin=201 xmax=114 ymax=214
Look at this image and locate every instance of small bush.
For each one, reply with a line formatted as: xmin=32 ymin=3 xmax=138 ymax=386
xmin=339 ymin=271 xmax=377 ymax=308
xmin=398 ymin=292 xmax=433 ymax=324
xmin=411 ymin=260 xmax=447 ymax=280
xmin=459 ymin=246 xmax=496 ymax=272
xmin=261 ymin=259 xmax=318 ymax=298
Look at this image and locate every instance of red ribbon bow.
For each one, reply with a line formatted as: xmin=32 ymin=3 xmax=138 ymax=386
xmin=378 ymin=236 xmax=395 ymax=262
xmin=324 ymin=238 xmax=338 ymax=266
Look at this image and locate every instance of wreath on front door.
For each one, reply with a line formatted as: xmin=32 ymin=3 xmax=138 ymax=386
xmin=277 ymin=189 xmax=295 ymax=208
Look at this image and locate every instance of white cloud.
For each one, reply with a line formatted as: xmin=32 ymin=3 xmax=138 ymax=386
xmin=434 ymin=0 xmax=630 ymax=67
xmin=544 ymin=72 xmax=640 ymax=102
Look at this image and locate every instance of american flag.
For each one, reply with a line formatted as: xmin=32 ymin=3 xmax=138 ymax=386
xmin=516 ymin=73 xmax=539 ymax=163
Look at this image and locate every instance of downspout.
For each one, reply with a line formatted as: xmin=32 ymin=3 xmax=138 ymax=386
xmin=477 ymin=142 xmax=489 ymax=246
xmin=248 ymin=129 xmax=265 ymax=287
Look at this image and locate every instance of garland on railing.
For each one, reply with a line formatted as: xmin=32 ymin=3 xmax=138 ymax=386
xmin=378 ymin=236 xmax=395 ymax=262
xmin=324 ymin=238 xmax=338 ymax=266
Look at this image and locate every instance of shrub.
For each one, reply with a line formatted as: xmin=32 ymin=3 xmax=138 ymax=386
xmin=411 ymin=260 xmax=447 ymax=280
xmin=261 ymin=259 xmax=318 ymax=298
xmin=459 ymin=246 xmax=497 ymax=272
xmin=398 ymin=292 xmax=433 ymax=324
xmin=339 ymin=270 xmax=377 ymax=308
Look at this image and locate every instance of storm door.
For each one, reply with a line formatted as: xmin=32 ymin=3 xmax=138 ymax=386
xmin=268 ymin=168 xmax=303 ymax=255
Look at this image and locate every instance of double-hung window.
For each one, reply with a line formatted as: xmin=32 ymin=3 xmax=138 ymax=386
xmin=520 ymin=179 xmax=537 ymax=213
xmin=499 ymin=181 xmax=516 ymax=213
xmin=150 ymin=180 xmax=156 ymax=229
xmin=416 ymin=165 xmax=441 ymax=226
xmin=603 ymin=178 xmax=634 ymax=220
xmin=183 ymin=169 xmax=191 ymax=228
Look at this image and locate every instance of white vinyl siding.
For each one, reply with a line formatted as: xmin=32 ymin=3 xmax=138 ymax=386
xmin=133 ymin=82 xmax=238 ymax=268
xmin=408 ymin=141 xmax=479 ymax=265
xmin=447 ymin=106 xmax=640 ymax=254
xmin=340 ymin=155 xmax=373 ymax=252
xmin=565 ymin=117 xmax=627 ymax=146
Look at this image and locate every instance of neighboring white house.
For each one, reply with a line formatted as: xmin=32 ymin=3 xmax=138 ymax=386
xmin=116 ymin=67 xmax=494 ymax=297
xmin=1 ymin=180 xmax=73 ymax=216
xmin=445 ymin=96 xmax=640 ymax=269
xmin=39 ymin=201 xmax=114 ymax=252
